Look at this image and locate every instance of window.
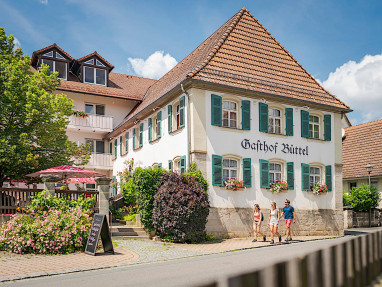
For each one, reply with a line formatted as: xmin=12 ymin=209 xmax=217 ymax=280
xmin=223 ymin=159 xmax=238 ymax=180
xmin=96 ymin=59 xmax=105 ymax=67
xmin=269 ymin=163 xmax=282 ymax=183
xmin=85 ymin=103 xmax=105 ymax=116
xmin=84 ymin=66 xmax=106 ymax=86
xmin=268 ymin=108 xmax=281 ymax=134
xmin=41 ymin=59 xmax=67 ymax=80
xmin=349 ymin=182 xmax=357 ymax=190
xmin=310 ymin=167 xmax=321 ymax=187
xmin=174 ymin=158 xmax=181 ymax=173
xmin=86 ymin=139 xmax=105 ymax=154
xmin=86 ymin=184 xmax=96 ymax=192
xmin=176 ymin=104 xmax=180 ymax=130
xmin=43 ymin=51 xmax=53 ymax=57
xmin=222 ymin=101 xmax=237 ymax=128
xmin=309 ymin=115 xmax=320 ymax=139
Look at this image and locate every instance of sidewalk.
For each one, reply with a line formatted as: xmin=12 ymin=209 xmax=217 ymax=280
xmin=0 ymin=235 xmax=337 ymax=283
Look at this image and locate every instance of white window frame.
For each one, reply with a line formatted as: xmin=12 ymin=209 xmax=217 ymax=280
xmin=85 ymin=184 xmax=97 ymax=192
xmin=269 ymin=162 xmax=283 ymax=184
xmin=85 ymin=103 xmax=105 ymax=116
xmin=83 ymin=66 xmax=107 ymax=86
xmin=223 ymin=158 xmax=239 ymax=180
xmin=309 ymin=115 xmax=320 ymax=139
xmin=173 ymin=157 xmax=181 ymax=173
xmin=222 ymin=100 xmax=238 ymax=128
xmin=85 ymin=138 xmax=105 ymax=154
xmin=268 ymin=108 xmax=282 ymax=134
xmin=309 ymin=166 xmax=321 ymax=187
xmin=41 ymin=58 xmax=67 ymax=80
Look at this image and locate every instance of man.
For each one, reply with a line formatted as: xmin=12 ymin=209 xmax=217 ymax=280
xmin=281 ymin=199 xmax=295 ymax=242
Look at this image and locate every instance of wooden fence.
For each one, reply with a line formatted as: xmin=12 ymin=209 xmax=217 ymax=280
xmin=0 ymin=188 xmax=98 ymax=215
xmin=198 ymin=230 xmax=382 ymax=287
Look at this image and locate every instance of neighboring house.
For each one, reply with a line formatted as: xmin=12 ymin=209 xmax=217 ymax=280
xmin=342 ymin=119 xmax=382 ymax=206
xmin=107 ymin=8 xmax=351 ymax=237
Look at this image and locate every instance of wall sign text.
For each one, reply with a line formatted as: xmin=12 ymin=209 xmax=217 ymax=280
xmin=241 ymin=139 xmax=309 ymax=156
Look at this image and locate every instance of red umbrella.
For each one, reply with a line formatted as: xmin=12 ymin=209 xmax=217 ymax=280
xmin=66 ymin=177 xmax=96 ymax=184
xmin=26 ymin=165 xmax=105 ymax=179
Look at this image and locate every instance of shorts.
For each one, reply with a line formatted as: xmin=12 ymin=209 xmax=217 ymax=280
xmin=253 ymin=220 xmax=261 ymax=227
xmin=269 ymin=221 xmax=278 ymax=227
xmin=285 ymin=219 xmax=293 ymax=228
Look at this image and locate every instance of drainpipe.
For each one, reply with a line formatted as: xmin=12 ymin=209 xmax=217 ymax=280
xmin=181 ymin=83 xmax=191 ymax=168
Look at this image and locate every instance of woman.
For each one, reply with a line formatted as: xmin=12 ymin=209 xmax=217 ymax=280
xmin=252 ymin=204 xmax=266 ymax=242
xmin=268 ymin=202 xmax=282 ymax=244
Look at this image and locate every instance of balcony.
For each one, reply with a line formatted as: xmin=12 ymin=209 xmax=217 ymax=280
xmin=67 ymin=114 xmax=113 ymax=133
xmin=76 ymin=153 xmax=113 ymax=170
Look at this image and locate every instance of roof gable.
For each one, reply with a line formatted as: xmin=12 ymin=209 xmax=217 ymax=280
xmin=31 ymin=43 xmax=73 ymax=67
xmin=77 ymin=51 xmax=114 ymax=70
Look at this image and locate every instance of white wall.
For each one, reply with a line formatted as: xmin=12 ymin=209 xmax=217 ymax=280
xmin=204 ymin=90 xmax=337 ymax=210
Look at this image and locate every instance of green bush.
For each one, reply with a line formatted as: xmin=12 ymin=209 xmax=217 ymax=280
xmin=343 ymin=184 xmax=380 ymax=211
xmin=153 ymin=172 xmax=210 ymax=243
xmin=184 ymin=161 xmax=208 ymax=192
xmin=121 ymin=178 xmax=137 ymax=206
xmin=133 ymin=167 xmax=167 ymax=231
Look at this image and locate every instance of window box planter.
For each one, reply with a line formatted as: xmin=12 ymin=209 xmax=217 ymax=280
xmin=72 ymin=110 xmax=89 ymax=118
xmin=310 ymin=182 xmax=328 ymax=195
xmin=224 ymin=178 xmax=245 ymax=191
xmin=269 ymin=180 xmax=289 ymax=193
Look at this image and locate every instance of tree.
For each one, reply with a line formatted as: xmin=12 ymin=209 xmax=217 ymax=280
xmin=343 ymin=184 xmax=380 ymax=211
xmin=0 ymin=27 xmax=90 ymax=186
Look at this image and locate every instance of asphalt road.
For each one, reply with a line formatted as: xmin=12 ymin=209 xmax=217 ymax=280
xmin=1 ymin=235 xmax=360 ymax=287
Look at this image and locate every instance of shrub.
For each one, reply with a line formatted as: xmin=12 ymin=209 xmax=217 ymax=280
xmin=344 ymin=184 xmax=380 ymax=211
xmin=121 ymin=178 xmax=137 ymax=207
xmin=0 ymin=207 xmax=92 ymax=254
xmin=184 ymin=161 xmax=208 ymax=192
xmin=153 ymin=173 xmax=210 ymax=243
xmin=133 ymin=167 xmax=167 ymax=231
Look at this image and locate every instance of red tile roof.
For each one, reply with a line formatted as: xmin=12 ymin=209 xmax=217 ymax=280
xmin=124 ymin=8 xmax=350 ymax=123
xmin=57 ymin=72 xmax=156 ymax=100
xmin=77 ymin=51 xmax=115 ymax=70
xmin=343 ymin=119 xmax=382 ymax=178
xmin=31 ymin=43 xmax=74 ymax=66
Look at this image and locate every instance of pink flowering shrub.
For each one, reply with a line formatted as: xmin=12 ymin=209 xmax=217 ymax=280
xmin=0 ymin=207 xmax=92 ymax=255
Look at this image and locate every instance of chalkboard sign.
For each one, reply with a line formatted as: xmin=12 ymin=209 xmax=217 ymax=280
xmin=85 ymin=214 xmax=114 ymax=256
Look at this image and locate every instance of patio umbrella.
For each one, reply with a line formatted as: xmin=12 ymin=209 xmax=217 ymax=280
xmin=26 ymin=165 xmax=105 ymax=179
xmin=66 ymin=178 xmax=96 ymax=184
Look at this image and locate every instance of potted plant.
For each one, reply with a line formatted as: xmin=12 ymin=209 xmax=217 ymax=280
xmin=72 ymin=110 xmax=89 ymax=118
xmin=270 ymin=180 xmax=289 ymax=193
xmin=311 ymin=182 xmax=328 ymax=195
xmin=224 ymin=178 xmax=245 ymax=191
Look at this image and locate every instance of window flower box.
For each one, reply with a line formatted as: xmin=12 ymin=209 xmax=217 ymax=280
xmin=311 ymin=182 xmax=328 ymax=195
xmin=72 ymin=110 xmax=89 ymax=118
xmin=224 ymin=178 xmax=245 ymax=191
xmin=270 ymin=180 xmax=289 ymax=193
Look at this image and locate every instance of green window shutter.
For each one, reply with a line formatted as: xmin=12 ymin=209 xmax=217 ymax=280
xmin=157 ymin=111 xmax=162 ymax=138
xmin=179 ymin=96 xmax=185 ymax=128
xmin=212 ymin=155 xmax=223 ymax=186
xmin=168 ymin=105 xmax=172 ymax=133
xmin=133 ymin=128 xmax=136 ymax=150
xmin=324 ymin=114 xmax=331 ymax=141
xmin=325 ymin=165 xmax=332 ymax=191
xmin=109 ymin=142 xmax=113 ymax=156
xmin=158 ymin=163 xmax=162 ymax=168
xmin=242 ymin=158 xmax=252 ymax=187
xmin=301 ymin=110 xmax=309 ymax=138
xmin=211 ymin=94 xmax=222 ymax=126
xmin=241 ymin=100 xmax=251 ymax=130
xmin=168 ymin=160 xmax=173 ymax=172
xmin=259 ymin=102 xmax=269 ymax=132
xmin=125 ymin=132 xmax=129 ymax=153
xmin=285 ymin=108 xmax=294 ymax=136
xmin=112 ymin=176 xmax=117 ymax=196
xmin=139 ymin=123 xmax=143 ymax=147
xmin=287 ymin=162 xmax=294 ymax=190
xmin=114 ymin=139 xmax=117 ymax=159
xmin=180 ymin=155 xmax=186 ymax=174
xmin=259 ymin=159 xmax=269 ymax=188
xmin=301 ymin=163 xmax=310 ymax=191
xmin=148 ymin=118 xmax=152 ymax=142
xmin=119 ymin=136 xmax=123 ymax=155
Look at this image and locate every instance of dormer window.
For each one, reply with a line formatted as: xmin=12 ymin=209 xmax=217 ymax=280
xmin=37 ymin=48 xmax=70 ymax=80
xmin=84 ymin=67 xmax=106 ymax=86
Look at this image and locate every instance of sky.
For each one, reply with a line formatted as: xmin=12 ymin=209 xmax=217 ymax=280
xmin=1 ymin=0 xmax=382 ymax=125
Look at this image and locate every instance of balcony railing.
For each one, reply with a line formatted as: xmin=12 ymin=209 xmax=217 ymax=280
xmin=68 ymin=114 xmax=113 ymax=132
xmin=76 ymin=153 xmax=113 ymax=170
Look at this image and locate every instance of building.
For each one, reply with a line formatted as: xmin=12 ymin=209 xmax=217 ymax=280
xmin=343 ymin=119 xmax=382 ymax=206
xmin=106 ymin=8 xmax=351 ymax=237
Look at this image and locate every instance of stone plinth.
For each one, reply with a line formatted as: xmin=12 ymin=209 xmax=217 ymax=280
xmin=41 ymin=175 xmax=61 ymax=197
xmin=95 ymin=177 xmax=112 ymax=223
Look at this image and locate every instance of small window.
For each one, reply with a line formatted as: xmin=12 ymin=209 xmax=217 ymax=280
xmin=155 ymin=117 xmax=160 ymax=138
xmin=84 ymin=59 xmax=94 ymax=65
xmin=349 ymin=182 xmax=357 ymax=190
xmin=85 ymin=139 xmax=105 ymax=154
xmin=56 ymin=52 xmax=65 ymax=60
xmin=41 ymin=59 xmax=66 ymax=80
xmin=84 ymin=66 xmax=106 ymax=86
xmin=269 ymin=108 xmax=281 ymax=134
xmin=96 ymin=59 xmax=105 ymax=67
xmin=176 ymin=104 xmax=180 ymax=130
xmin=41 ymin=59 xmax=54 ymax=75
xmin=85 ymin=103 xmax=105 ymax=116
xmin=86 ymin=184 xmax=96 ymax=192
xmin=96 ymin=69 xmax=106 ymax=85
xmin=43 ymin=51 xmax=53 ymax=57
xmin=269 ymin=163 xmax=282 ymax=184
xmin=174 ymin=158 xmax=181 ymax=173
xmin=309 ymin=115 xmax=320 ymax=139
xmin=310 ymin=167 xmax=321 ymax=187
xmin=223 ymin=158 xmax=238 ymax=180
xmin=84 ymin=67 xmax=95 ymax=83
xmin=222 ymin=101 xmax=237 ymax=128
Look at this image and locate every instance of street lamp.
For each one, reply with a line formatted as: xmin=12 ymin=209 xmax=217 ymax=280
xmin=365 ymin=163 xmax=373 ymax=227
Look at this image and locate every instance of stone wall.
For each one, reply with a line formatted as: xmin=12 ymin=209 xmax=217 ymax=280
xmin=343 ymin=208 xmax=380 ymax=228
xmin=206 ymin=207 xmax=344 ymax=238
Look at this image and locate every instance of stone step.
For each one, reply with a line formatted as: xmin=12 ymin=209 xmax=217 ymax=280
xmin=111 ymin=231 xmax=148 ymax=236
xmin=111 ymin=221 xmax=137 ymax=227
xmin=111 ymin=226 xmax=145 ymax=232
xmin=112 ymin=235 xmax=150 ymax=240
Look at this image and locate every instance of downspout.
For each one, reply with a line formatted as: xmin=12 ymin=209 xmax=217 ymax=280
xmin=181 ymin=83 xmax=191 ymax=168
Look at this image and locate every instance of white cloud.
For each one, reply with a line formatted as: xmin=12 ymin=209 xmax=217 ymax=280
xmin=128 ymin=51 xmax=177 ymax=79
xmin=13 ymin=37 xmax=21 ymax=48
xmin=322 ymin=54 xmax=382 ymax=123
xmin=39 ymin=0 xmax=48 ymax=4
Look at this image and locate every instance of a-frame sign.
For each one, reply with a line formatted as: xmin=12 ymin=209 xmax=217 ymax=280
xmin=85 ymin=214 xmax=114 ymax=255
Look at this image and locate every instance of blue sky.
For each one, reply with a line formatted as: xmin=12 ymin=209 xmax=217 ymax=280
xmin=1 ymin=0 xmax=382 ymax=125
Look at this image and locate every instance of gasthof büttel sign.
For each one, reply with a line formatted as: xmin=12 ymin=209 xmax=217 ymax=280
xmin=241 ymin=139 xmax=310 ymax=156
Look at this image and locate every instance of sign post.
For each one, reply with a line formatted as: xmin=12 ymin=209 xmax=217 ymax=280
xmin=85 ymin=213 xmax=114 ymax=256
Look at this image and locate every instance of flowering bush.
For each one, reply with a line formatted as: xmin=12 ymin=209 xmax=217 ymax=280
xmin=311 ymin=182 xmax=328 ymax=195
xmin=0 ymin=207 xmax=92 ymax=254
xmin=224 ymin=178 xmax=245 ymax=191
xmin=270 ymin=180 xmax=289 ymax=193
xmin=72 ymin=110 xmax=89 ymax=118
